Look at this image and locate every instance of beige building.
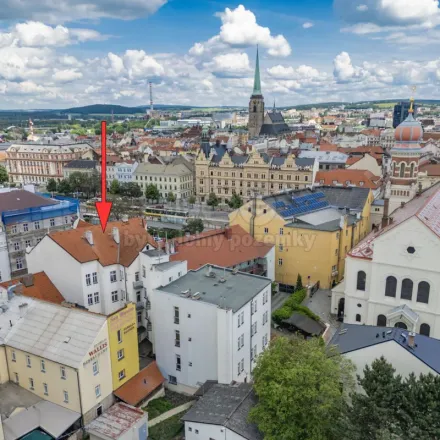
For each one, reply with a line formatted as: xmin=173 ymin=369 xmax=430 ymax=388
xmin=0 ymin=293 xmax=114 ymax=425
xmin=6 ymin=143 xmax=92 ymax=185
xmin=195 ymin=146 xmax=317 ymax=203
xmin=133 ymin=162 xmax=194 ymax=199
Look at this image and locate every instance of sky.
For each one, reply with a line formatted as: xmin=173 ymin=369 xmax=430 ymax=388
xmin=1 ymin=0 xmax=440 ymax=109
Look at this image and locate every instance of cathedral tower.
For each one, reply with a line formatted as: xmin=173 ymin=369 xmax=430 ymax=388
xmin=248 ymin=48 xmax=264 ymax=138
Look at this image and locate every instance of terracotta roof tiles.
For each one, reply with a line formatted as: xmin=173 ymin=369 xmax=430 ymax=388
xmin=315 ymin=169 xmax=381 ymax=189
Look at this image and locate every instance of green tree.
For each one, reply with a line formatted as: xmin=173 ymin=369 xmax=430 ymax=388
xmin=57 ymin=179 xmax=71 ymax=195
xmin=46 ymin=178 xmax=57 ymax=193
xmin=207 ymin=192 xmax=219 ymax=210
xmin=296 ymin=274 xmax=303 ymax=290
xmin=0 ymin=165 xmax=8 ymax=184
xmin=122 ymin=182 xmax=142 ymax=198
xmin=110 ymin=179 xmax=120 ymax=195
xmin=88 ymin=171 xmax=101 ymax=197
xmin=250 ymin=337 xmax=354 ymax=440
xmin=68 ymin=171 xmax=87 ymax=194
xmin=108 ymin=195 xmax=144 ymax=221
xmin=145 ymin=184 xmax=160 ymax=202
xmin=184 ymin=218 xmax=204 ymax=235
xmin=188 ymin=195 xmax=196 ymax=206
xmin=167 ymin=192 xmax=176 ymax=203
xmin=227 ymin=193 xmax=243 ymax=209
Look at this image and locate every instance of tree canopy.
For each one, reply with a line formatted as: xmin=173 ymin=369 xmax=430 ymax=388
xmin=184 ymin=218 xmax=204 ymax=235
xmin=46 ymin=178 xmax=57 ymax=193
xmin=207 ymin=192 xmax=219 ymax=209
xmin=227 ymin=193 xmax=243 ymax=209
xmin=0 ymin=165 xmax=8 ymax=184
xmin=145 ymin=184 xmax=160 ymax=201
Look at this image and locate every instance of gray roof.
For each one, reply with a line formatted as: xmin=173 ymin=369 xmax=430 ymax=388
xmin=299 ymin=151 xmax=348 ymax=163
xmin=282 ymin=312 xmax=326 ymax=336
xmin=330 ymin=324 xmax=440 ymax=374
xmin=5 ymin=300 xmax=107 ymax=368
xmin=157 ymin=265 xmax=271 ymax=313
xmin=154 ymin=261 xmax=182 ymax=272
xmin=181 ymin=383 xmax=263 ymax=440
xmin=143 ymin=249 xmax=166 ymax=258
xmin=0 ymin=382 xmax=41 ymax=418
xmin=372 ymin=199 xmax=385 ymax=206
xmin=65 ymin=159 xmax=97 ymax=169
xmin=0 ymin=190 xmax=58 ymax=216
xmin=134 ymin=162 xmax=192 ymax=176
xmin=3 ymin=400 xmax=80 ymax=440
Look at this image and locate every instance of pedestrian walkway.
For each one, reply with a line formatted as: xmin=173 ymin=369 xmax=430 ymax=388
xmin=148 ymin=401 xmax=194 ymax=427
xmin=271 ymin=291 xmax=290 ymax=311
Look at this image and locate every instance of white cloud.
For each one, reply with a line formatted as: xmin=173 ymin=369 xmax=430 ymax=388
xmin=302 ymin=22 xmax=314 ymax=29
xmin=204 ymin=52 xmax=251 ymax=77
xmin=52 ymin=69 xmax=83 ymax=83
xmin=268 ymin=64 xmax=322 ymax=80
xmin=356 ymin=4 xmax=368 ymax=12
xmin=333 ymin=51 xmax=369 ymax=83
xmin=0 ymin=0 xmax=167 ymax=23
xmin=190 ymin=5 xmax=291 ymax=58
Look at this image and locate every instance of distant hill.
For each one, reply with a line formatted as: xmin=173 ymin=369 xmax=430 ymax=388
xmin=60 ymin=104 xmax=200 ymax=115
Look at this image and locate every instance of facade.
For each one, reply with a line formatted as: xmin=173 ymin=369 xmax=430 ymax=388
xmin=133 ymin=162 xmax=193 ymax=199
xmin=315 ymin=169 xmax=381 ymax=192
xmin=196 ymin=147 xmax=317 ymax=204
xmin=6 ymin=143 xmax=92 ymax=184
xmin=298 ymin=151 xmax=348 ymax=170
xmin=380 ymin=128 xmax=395 ymax=150
xmin=63 ymin=160 xmax=97 ymax=179
xmin=332 ymin=184 xmax=440 ymax=338
xmin=153 ymin=265 xmax=272 ymax=393
xmin=116 ymin=161 xmax=138 ymax=183
xmin=0 ymin=190 xmax=78 ymax=280
xmin=0 ymin=294 xmax=114 ymax=425
xmin=417 ymin=162 xmax=440 ymax=190
xmin=387 ymin=100 xmax=422 ymax=214
xmin=248 ymin=49 xmax=264 ymax=139
xmin=346 ymin=153 xmax=383 ymax=176
xmin=393 ymin=101 xmax=418 ymax=128
xmin=230 ymin=187 xmax=373 ymax=290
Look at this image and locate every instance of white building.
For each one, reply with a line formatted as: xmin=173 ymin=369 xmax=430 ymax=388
xmin=380 ymin=128 xmax=395 ymax=150
xmin=153 ymin=265 xmax=271 ymax=394
xmin=181 ymin=383 xmax=262 ymax=440
xmin=299 ymin=151 xmax=348 ymax=170
xmin=332 ymin=183 xmax=440 ymax=338
xmin=115 ymin=161 xmax=138 ymax=183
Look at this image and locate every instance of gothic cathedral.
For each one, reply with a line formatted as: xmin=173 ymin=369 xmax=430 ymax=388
xmin=248 ymin=48 xmax=264 ymax=138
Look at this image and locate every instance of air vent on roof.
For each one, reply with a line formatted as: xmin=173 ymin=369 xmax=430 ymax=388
xmin=232 ymin=268 xmax=238 ymax=275
xmin=64 ymin=337 xmax=71 ymax=343
xmin=181 ymin=289 xmax=189 ymax=295
xmin=219 ymin=278 xmax=226 ymax=283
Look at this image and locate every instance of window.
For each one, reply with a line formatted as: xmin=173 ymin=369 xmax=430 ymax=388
xmin=377 ymin=314 xmax=387 ymax=326
xmin=94 ymin=292 xmax=100 ymax=304
xmin=174 ymin=306 xmax=180 ymax=324
xmin=14 ymin=242 xmax=20 ymax=251
xmin=135 ymin=272 xmax=140 ymax=282
xmin=356 ymin=314 xmax=361 ymax=322
xmin=60 ymin=366 xmax=66 ymax=379
xmin=50 ymin=218 xmax=55 ymax=227
xmin=43 ymin=383 xmax=48 ymax=395
xmin=29 ymin=378 xmax=34 ymax=390
xmin=15 ymin=373 xmax=19 ymax=384
xmin=25 ymin=240 xmax=31 ymax=248
xmin=117 ymin=349 xmax=124 ymax=360
xmin=241 ymin=359 xmax=244 ymax=372
xmin=237 ymin=361 xmax=241 ymax=375
xmin=92 ymin=272 xmax=98 ymax=284
xmin=175 ymin=330 xmax=181 ymax=347
xmin=264 ymin=227 xmax=269 ymax=234
xmin=95 ymin=385 xmax=101 ymax=398
xmin=401 ymin=278 xmax=413 ymax=300
xmin=93 ymin=361 xmax=99 ymax=375
xmin=399 ymin=163 xmax=405 ymax=178
xmin=11 ymin=350 xmax=16 ymax=362
xmin=23 ymin=223 xmax=28 ymax=232
xmin=34 ymin=221 xmax=40 ymax=230
xmin=63 ymin=390 xmax=69 ymax=403
xmin=111 ymin=291 xmax=119 ymax=302
xmin=356 ymin=271 xmax=366 ymax=291
xmin=117 ymin=330 xmax=122 ymax=343
xmin=85 ymin=274 xmax=91 ymax=286
xmin=142 ymin=265 xmax=146 ymax=278
xmin=110 ymin=271 xmax=117 ymax=282
xmin=16 ymin=258 xmax=23 ymax=270
xmin=168 ymin=375 xmax=177 ymax=385
xmin=41 ymin=359 xmax=45 ymax=372
xmin=279 ymin=228 xmax=284 ymax=235
xmin=118 ymin=370 xmax=126 ymax=380
xmin=278 ymin=258 xmax=283 ymax=266
xmin=417 ymin=281 xmax=430 ymax=304
xmin=176 ymin=355 xmax=181 ymax=371
xmin=420 ymin=323 xmax=430 ymax=337
xmin=279 ymin=244 xmax=283 ymax=252
xmin=26 ymin=355 xmax=31 ymax=368
xmin=241 ymin=311 xmax=244 ymax=325
xmin=88 ymin=294 xmax=93 ymax=306
xmin=385 ymin=276 xmax=397 ymax=297
xmin=252 ymin=321 xmax=257 ymax=336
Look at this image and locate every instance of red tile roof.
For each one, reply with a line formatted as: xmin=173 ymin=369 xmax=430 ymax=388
xmin=114 ymin=361 xmax=165 ymax=407
xmin=48 ymin=218 xmax=157 ymax=267
xmin=419 ymin=163 xmax=440 ymax=176
xmin=0 ymin=271 xmax=65 ymax=304
xmin=168 ymin=225 xmax=274 ymax=270
xmin=316 ymin=169 xmax=381 ymax=189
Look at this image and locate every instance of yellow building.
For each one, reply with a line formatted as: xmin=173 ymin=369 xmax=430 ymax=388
xmin=108 ymin=304 xmax=140 ymax=390
xmin=229 ymin=187 xmax=373 ymax=289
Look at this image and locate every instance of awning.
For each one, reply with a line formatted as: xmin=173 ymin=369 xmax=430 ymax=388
xmin=282 ymin=312 xmax=326 ymax=336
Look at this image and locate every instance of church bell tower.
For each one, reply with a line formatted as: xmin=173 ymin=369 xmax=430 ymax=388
xmin=248 ymin=47 xmax=264 ymax=139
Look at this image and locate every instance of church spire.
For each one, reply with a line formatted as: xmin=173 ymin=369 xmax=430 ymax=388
xmin=252 ymin=46 xmax=262 ymax=96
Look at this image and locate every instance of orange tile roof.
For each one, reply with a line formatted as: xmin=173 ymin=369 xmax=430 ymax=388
xmin=319 ymin=143 xmax=338 ymax=152
xmin=168 ymin=225 xmax=274 ymax=270
xmin=338 ymin=146 xmax=385 ymax=155
xmin=346 ymin=156 xmax=362 ymax=166
xmin=114 ymin=361 xmax=165 ymax=406
xmin=361 ymin=129 xmax=381 ymax=137
xmin=49 ymin=218 xmax=157 ymax=267
xmin=0 ymin=271 xmax=65 ymax=304
xmin=419 ymin=163 xmax=440 ymax=177
xmin=423 ymin=133 xmax=440 ymax=141
xmin=315 ymin=169 xmax=381 ymax=189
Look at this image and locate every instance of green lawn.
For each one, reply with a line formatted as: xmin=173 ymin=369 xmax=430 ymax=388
xmin=148 ymin=414 xmax=184 ymax=440
xmin=143 ymin=398 xmax=174 ymax=419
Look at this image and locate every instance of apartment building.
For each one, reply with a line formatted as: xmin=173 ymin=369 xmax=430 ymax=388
xmin=195 ymin=147 xmax=317 ymax=203
xmin=153 ymin=265 xmax=272 ymax=394
xmin=0 ymin=293 xmax=114 ymax=425
xmin=133 ymin=162 xmax=194 ymax=199
xmin=6 ymin=143 xmax=92 ymax=184
xmin=63 ymin=159 xmax=98 ymax=179
xmin=0 ymin=189 xmax=78 ymax=280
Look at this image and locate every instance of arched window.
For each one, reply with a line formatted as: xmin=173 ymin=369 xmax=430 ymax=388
xmin=417 ymin=281 xmax=430 ymax=304
xmin=377 ymin=314 xmax=387 ymax=326
xmin=420 ymin=323 xmax=430 ymax=337
xmin=385 ymin=276 xmax=397 ymax=297
xmin=401 ymin=278 xmax=413 ymax=300
xmin=356 ymin=314 xmax=361 ymax=322
xmin=399 ymin=163 xmax=405 ymax=178
xmin=356 ymin=271 xmax=366 ymax=291
xmin=395 ymin=322 xmax=408 ymax=330
xmin=253 ymin=105 xmax=257 ymax=113
xmin=410 ymin=163 xmax=415 ymax=178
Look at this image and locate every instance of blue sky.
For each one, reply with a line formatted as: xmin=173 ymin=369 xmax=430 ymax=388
xmin=1 ymin=0 xmax=440 ymax=109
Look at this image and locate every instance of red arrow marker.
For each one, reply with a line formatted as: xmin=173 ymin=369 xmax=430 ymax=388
xmin=96 ymin=121 xmax=112 ymax=232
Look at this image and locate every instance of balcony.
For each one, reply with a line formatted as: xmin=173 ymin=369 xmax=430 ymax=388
xmin=136 ymin=301 xmax=145 ymax=310
xmin=175 ymin=340 xmax=180 ymax=348
xmin=133 ymin=279 xmax=143 ymax=289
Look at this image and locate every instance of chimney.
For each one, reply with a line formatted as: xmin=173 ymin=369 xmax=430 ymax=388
xmin=112 ymin=227 xmax=120 ymax=244
xmin=224 ymin=226 xmax=232 ymax=240
xmin=408 ymin=332 xmax=415 ymax=349
xmin=85 ymin=231 xmax=94 ymax=246
xmin=401 ymin=201 xmax=405 ymax=208
xmin=381 ymin=198 xmax=390 ymax=229
xmin=22 ymin=274 xmax=34 ymax=288
xmin=121 ymin=215 xmax=129 ymax=223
